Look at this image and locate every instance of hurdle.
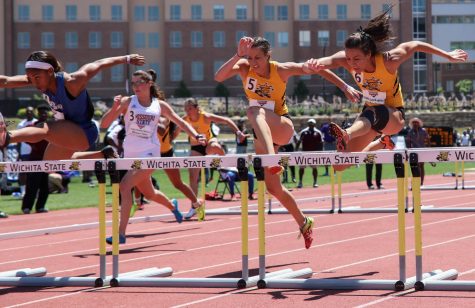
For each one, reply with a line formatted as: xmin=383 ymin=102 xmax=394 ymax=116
xmin=110 ymin=155 xmax=310 ymax=289
xmin=0 ymin=268 xmax=47 ymax=277
xmin=407 ymin=151 xmax=463 ymax=291
xmin=420 ymin=160 xmax=460 ymax=190
xmin=257 ymin=151 xmax=444 ymax=291
xmin=0 ymin=159 xmax=168 ymax=287
xmin=461 ymin=161 xmax=475 ymax=189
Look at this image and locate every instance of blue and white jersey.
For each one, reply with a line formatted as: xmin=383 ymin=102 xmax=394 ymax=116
xmin=123 ymin=95 xmax=161 ymax=154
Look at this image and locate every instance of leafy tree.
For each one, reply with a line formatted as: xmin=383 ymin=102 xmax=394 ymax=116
xmin=174 ymin=81 xmax=192 ymax=98
xmin=214 ymin=83 xmax=230 ymax=97
xmin=456 ymin=79 xmax=472 ymax=94
xmin=293 ymin=80 xmax=309 ymax=102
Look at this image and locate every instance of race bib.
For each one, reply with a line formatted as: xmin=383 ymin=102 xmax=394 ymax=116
xmin=248 ymin=99 xmax=275 ymax=111
xmin=362 ymin=89 xmax=386 ymax=106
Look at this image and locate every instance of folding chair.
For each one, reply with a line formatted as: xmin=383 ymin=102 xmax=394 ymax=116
xmin=214 ymin=170 xmax=240 ymax=200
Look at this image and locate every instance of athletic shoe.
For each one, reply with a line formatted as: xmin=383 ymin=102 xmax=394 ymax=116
xmin=129 ymin=204 xmax=138 ymax=218
xmin=0 ymin=113 xmax=10 ymax=149
xmin=22 ymin=208 xmax=31 ymax=214
xmin=185 ymin=200 xmax=203 ymax=220
xmin=297 ymin=216 xmax=314 ymax=249
xmin=171 ymin=199 xmax=183 ymax=223
xmin=329 ymin=122 xmax=348 ymax=151
xmin=137 ymin=203 xmax=145 ymax=211
xmin=0 ymin=211 xmax=8 ymax=218
xmin=313 ymin=183 xmax=319 ymax=188
xmin=379 ymin=135 xmax=395 ymax=150
xmin=268 ymin=165 xmax=284 ymax=175
xmin=106 ymin=234 xmax=126 ymax=245
xmin=184 ymin=207 xmax=196 ymax=220
xmin=297 ymin=182 xmax=303 ymax=189
xmin=36 ymin=208 xmax=48 ymax=213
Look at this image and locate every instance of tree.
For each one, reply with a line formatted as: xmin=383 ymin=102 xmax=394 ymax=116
xmin=293 ymin=80 xmax=309 ymax=102
xmin=174 ymin=81 xmax=192 ymax=98
xmin=214 ymin=83 xmax=230 ymax=98
xmin=456 ymin=79 xmax=472 ymax=94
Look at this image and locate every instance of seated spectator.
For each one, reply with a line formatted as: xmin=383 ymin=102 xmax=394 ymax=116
xmin=49 ymin=171 xmax=73 ymax=194
xmin=218 ymin=167 xmax=255 ymax=200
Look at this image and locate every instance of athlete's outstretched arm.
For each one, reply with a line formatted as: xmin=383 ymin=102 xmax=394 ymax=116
xmin=66 ymin=54 xmax=145 ymax=95
xmin=0 ymin=75 xmax=30 ymax=88
xmin=101 ymin=95 xmax=130 ymax=129
xmin=205 ymin=113 xmax=246 ymax=142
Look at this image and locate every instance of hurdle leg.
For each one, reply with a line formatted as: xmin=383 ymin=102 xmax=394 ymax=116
xmin=108 ymin=161 xmax=121 ymax=285
xmin=455 ymin=161 xmax=459 ymax=189
xmin=253 ymin=158 xmax=266 ymax=281
xmin=394 ymin=154 xmax=407 ymax=290
xmin=198 ymin=168 xmax=206 ymax=221
xmin=409 ymin=153 xmax=424 ymax=286
xmin=462 ymin=161 xmax=465 ymax=189
xmin=337 ymin=171 xmax=342 ymax=213
xmin=95 ymin=161 xmax=107 ymax=287
xmin=404 ymin=161 xmax=409 ymax=212
xmin=330 ymin=166 xmax=335 ymax=213
xmin=237 ymin=158 xmax=250 ymax=289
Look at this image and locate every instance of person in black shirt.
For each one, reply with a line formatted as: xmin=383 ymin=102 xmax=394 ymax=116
xmin=296 ymin=119 xmax=323 ymax=188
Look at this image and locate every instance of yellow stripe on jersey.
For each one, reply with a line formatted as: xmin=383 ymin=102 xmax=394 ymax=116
xmin=243 ymin=61 xmax=288 ymax=116
xmin=351 ymin=53 xmax=404 ymax=108
xmin=158 ymin=124 xmax=173 ymax=154
xmin=184 ymin=111 xmax=212 ymax=145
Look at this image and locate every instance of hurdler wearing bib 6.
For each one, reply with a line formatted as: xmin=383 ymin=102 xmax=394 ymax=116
xmin=305 ymin=7 xmax=468 ymax=171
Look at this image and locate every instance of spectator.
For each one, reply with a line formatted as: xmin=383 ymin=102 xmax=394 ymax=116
xmin=366 ymin=163 xmax=383 ymax=189
xmin=461 ymin=131 xmax=470 ymax=147
xmin=21 ymin=105 xmax=50 ymax=214
xmin=278 ymin=130 xmax=298 ymax=184
xmin=406 ymin=117 xmax=430 ymax=185
xmin=48 ymin=171 xmax=73 ymax=194
xmin=16 ymin=106 xmax=36 ymax=197
xmin=320 ymin=122 xmax=336 ymax=176
xmin=218 ymin=167 xmax=255 ymax=200
xmin=295 ymin=119 xmax=323 ymax=188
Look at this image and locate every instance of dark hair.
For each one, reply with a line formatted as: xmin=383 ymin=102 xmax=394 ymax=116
xmin=344 ymin=7 xmax=395 ymax=55
xmin=26 ymin=51 xmax=62 ymax=72
xmin=36 ymin=104 xmax=50 ymax=112
xmin=251 ymin=37 xmax=271 ymax=56
xmin=132 ymin=69 xmax=165 ymax=100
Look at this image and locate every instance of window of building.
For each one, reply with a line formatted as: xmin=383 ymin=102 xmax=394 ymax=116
xmin=413 ymin=0 xmax=426 ymax=13
xmin=264 ymin=32 xmax=275 ymax=47
xmin=191 ymin=5 xmax=202 ymax=20
xmin=18 ymin=5 xmax=30 ymax=21
xmin=89 ymin=32 xmax=102 ymax=49
xmin=413 ymin=52 xmax=427 ymax=66
xmin=413 ymin=68 xmax=427 ymax=92
xmin=236 ymin=5 xmax=247 ymax=20
xmin=148 ymin=6 xmax=159 ymax=21
xmin=264 ymin=5 xmax=274 ymax=20
xmin=65 ymin=62 xmax=78 ymax=73
xmin=89 ymin=5 xmax=101 ymax=21
xmin=17 ymin=32 xmax=30 ymax=49
xmin=213 ymin=5 xmax=225 ymax=20
xmin=170 ymin=62 xmax=183 ymax=81
xmin=361 ymin=4 xmax=371 ymax=19
xmin=214 ymin=61 xmax=225 ymax=74
xmin=148 ymin=32 xmax=159 ymax=48
xmin=66 ymin=5 xmax=77 ymax=21
xmin=111 ymin=5 xmax=122 ymax=21
xmin=278 ymin=32 xmax=289 ymax=47
xmin=41 ymin=32 xmax=54 ymax=49
xmin=382 ymin=4 xmax=393 ymax=16
xmin=277 ymin=6 xmax=288 ymax=20
xmin=446 ymin=63 xmax=453 ymax=70
xmin=91 ymin=72 xmax=102 ymax=83
xmin=191 ymin=31 xmax=203 ymax=48
xmin=42 ymin=5 xmax=54 ymax=21
xmin=236 ymin=31 xmax=247 ymax=44
xmin=446 ymin=80 xmax=454 ymax=92
xmin=65 ymin=32 xmax=78 ymax=49
xmin=450 ymin=41 xmax=475 ymax=50
xmin=336 ymin=30 xmax=347 ymax=47
xmin=149 ymin=63 xmax=160 ymax=79
xmin=317 ymin=4 xmax=328 ymax=20
xmin=111 ymin=31 xmax=123 ymax=48
xmin=213 ymin=31 xmax=225 ymax=48
xmin=336 ymin=67 xmax=348 ymax=79
xmin=17 ymin=63 xmax=25 ymax=75
xmin=337 ymin=5 xmax=347 ymax=20
xmin=134 ymin=32 xmax=146 ymax=48
xmin=111 ymin=66 xmax=123 ymax=82
xmin=170 ymin=5 xmax=181 ymax=20
xmin=170 ymin=31 xmax=182 ymax=48
xmin=413 ymin=17 xmax=426 ymax=39
xmin=299 ymin=31 xmax=311 ymax=47
xmin=192 ymin=61 xmax=204 ymax=81
xmin=318 ymin=30 xmax=330 ymax=46
xmin=299 ymin=5 xmax=310 ymax=20
xmin=134 ymin=5 xmax=145 ymax=21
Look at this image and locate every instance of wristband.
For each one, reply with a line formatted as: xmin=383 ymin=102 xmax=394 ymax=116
xmin=195 ymin=134 xmax=204 ymax=140
xmin=126 ymin=55 xmax=131 ymax=64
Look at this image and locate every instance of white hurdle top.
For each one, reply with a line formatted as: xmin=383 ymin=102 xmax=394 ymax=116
xmin=0 ymin=150 xmax=405 ymax=173
xmin=407 ymin=147 xmax=475 ymax=163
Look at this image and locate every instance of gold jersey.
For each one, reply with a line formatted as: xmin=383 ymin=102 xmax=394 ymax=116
xmin=243 ymin=61 xmax=288 ymax=116
xmin=351 ymin=53 xmax=404 ymax=108
xmin=158 ymin=123 xmax=173 ymax=154
xmin=184 ymin=111 xmax=212 ymax=145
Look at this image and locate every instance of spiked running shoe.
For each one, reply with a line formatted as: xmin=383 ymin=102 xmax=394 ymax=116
xmin=329 ymin=122 xmax=348 ymax=151
xmin=106 ymin=233 xmax=126 ymax=245
xmin=171 ymin=199 xmax=183 ymax=223
xmin=379 ymin=135 xmax=395 ymax=150
xmin=269 ymin=165 xmax=284 ymax=175
xmin=185 ymin=201 xmax=202 ymax=220
xmin=297 ymin=216 xmax=315 ymax=249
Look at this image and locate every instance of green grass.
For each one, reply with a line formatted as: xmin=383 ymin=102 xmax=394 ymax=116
xmin=2 ymin=162 xmax=473 ymax=215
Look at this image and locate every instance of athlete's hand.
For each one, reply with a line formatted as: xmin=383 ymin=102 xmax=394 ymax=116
xmin=237 ymin=37 xmax=253 ymax=58
xmin=113 ymin=95 xmax=122 ymax=107
xmin=195 ymin=134 xmax=207 ymax=146
xmin=128 ymin=54 xmax=146 ymax=66
xmin=303 ymin=58 xmax=325 ymax=73
xmin=447 ymin=49 xmax=468 ymax=63
xmin=343 ymin=85 xmax=362 ymax=103
xmin=236 ymin=130 xmax=247 ymax=143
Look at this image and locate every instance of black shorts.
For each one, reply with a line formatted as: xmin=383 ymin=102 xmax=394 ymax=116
xmin=361 ymin=106 xmax=405 ymax=133
xmin=190 ymin=145 xmax=207 ymax=155
xmin=252 ymin=113 xmax=292 ymax=146
xmin=160 ymin=148 xmax=174 ymax=158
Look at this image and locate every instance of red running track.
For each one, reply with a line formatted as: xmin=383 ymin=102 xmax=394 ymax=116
xmin=1 ymin=172 xmax=475 ymax=307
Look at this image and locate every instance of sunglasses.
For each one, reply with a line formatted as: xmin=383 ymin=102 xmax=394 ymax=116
xmin=131 ymin=79 xmax=149 ymax=87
